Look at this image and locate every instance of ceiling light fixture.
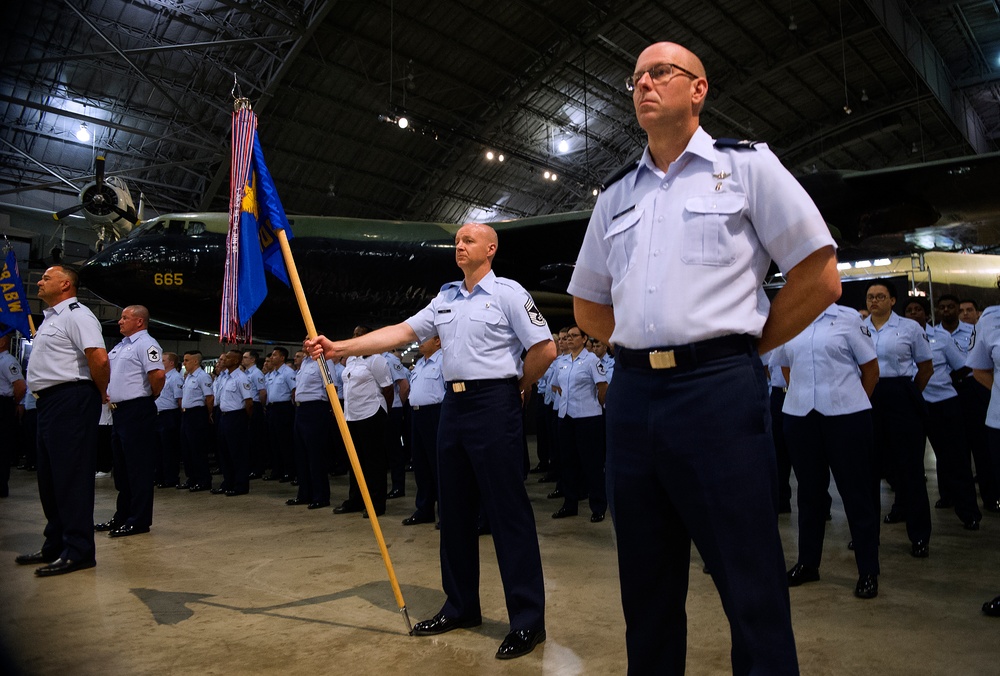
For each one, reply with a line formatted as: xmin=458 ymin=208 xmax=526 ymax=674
xmin=75 ymin=122 xmax=91 ymax=142
xmin=485 ymin=150 xmax=495 ymax=160
xmin=497 ymin=153 xmax=505 ymax=162
xmin=397 ymin=116 xmax=409 ymax=129
xmin=557 ymin=138 xmax=570 ymax=153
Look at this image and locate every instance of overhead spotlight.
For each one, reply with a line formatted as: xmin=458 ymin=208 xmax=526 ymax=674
xmin=592 ymin=188 xmax=599 ymax=196
xmin=854 ymin=260 xmax=872 ymax=268
xmin=843 ymin=105 xmax=852 ymax=115
xmin=550 ymin=173 xmax=558 ymax=181
xmin=836 ymin=262 xmax=852 ymax=271
xmin=861 ymin=88 xmax=869 ymax=102
xmin=75 ymin=122 xmax=91 ymax=142
xmin=788 ymin=14 xmax=797 ymax=31
xmin=543 ymin=170 xmax=551 ymax=179
xmin=397 ymin=116 xmax=409 ymax=129
xmin=873 ymin=258 xmax=892 ymax=266
xmin=557 ymin=139 xmax=570 ymax=153
xmin=497 ymin=153 xmax=505 ymax=162
xmin=485 ymin=150 xmax=495 ymax=161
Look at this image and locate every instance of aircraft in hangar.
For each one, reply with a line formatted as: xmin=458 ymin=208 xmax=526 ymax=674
xmin=6 ymin=151 xmax=1000 ymax=342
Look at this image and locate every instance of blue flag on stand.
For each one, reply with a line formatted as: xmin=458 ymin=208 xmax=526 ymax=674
xmin=221 ymin=107 xmax=293 ymax=342
xmin=0 ymin=249 xmax=31 ymax=338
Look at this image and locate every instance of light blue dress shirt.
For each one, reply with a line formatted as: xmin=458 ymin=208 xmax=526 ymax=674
xmin=181 ymin=367 xmax=213 ymax=408
xmin=949 ymin=321 xmax=974 ymax=355
xmin=774 ymin=304 xmax=877 ymax=416
xmin=965 ymin=306 xmax=1000 ymax=428
xmin=409 ymin=350 xmax=445 ymax=407
xmin=600 ymin=354 xmax=615 ymax=384
xmin=555 ymin=349 xmax=607 ymax=419
xmin=923 ymin=324 xmax=965 ymax=403
xmin=383 ymin=352 xmax=408 ymax=408
xmin=567 ymin=127 xmax=836 ymax=349
xmin=862 ymin=312 xmax=933 ymax=378
xmin=244 ymin=364 xmax=265 ymax=402
xmin=216 ymin=368 xmax=252 ymax=412
xmin=765 ymin=350 xmax=787 ymax=389
xmin=406 ymin=269 xmax=552 ymax=381
xmin=266 ymin=363 xmax=297 ymax=403
xmin=155 ymin=368 xmax=183 ymax=411
xmin=107 ymin=329 xmax=164 ymax=402
xmin=295 ymin=357 xmax=337 ymax=403
xmin=0 ymin=351 xmax=23 ymax=396
xmin=27 ymin=297 xmax=105 ymax=391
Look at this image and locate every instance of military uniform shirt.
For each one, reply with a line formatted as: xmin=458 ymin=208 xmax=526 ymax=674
xmin=107 ymin=329 xmax=164 ymax=402
xmin=408 ymin=350 xmax=445 ymax=407
xmin=567 ymin=127 xmax=836 ymax=348
xmin=600 ymin=353 xmax=615 ymax=384
xmin=244 ymin=364 xmax=265 ymax=403
xmin=950 ymin=321 xmax=974 ymax=355
xmin=556 ymin=349 xmax=607 ymax=419
xmin=923 ymin=324 xmax=965 ymax=403
xmin=965 ymin=306 xmax=1000 ymax=428
xmin=294 ymin=357 xmax=336 ymax=403
xmin=765 ymin=349 xmax=787 ymax=389
xmin=775 ymin=304 xmax=876 ymax=416
xmin=342 ymin=354 xmax=392 ymax=421
xmin=22 ymin=380 xmax=35 ymax=410
xmin=406 ymin=269 xmax=552 ymax=381
xmin=862 ymin=312 xmax=932 ymax=378
xmin=0 ymin=351 xmax=24 ymax=396
xmin=217 ymin=368 xmax=252 ymax=412
xmin=27 ymin=297 xmax=105 ymax=391
xmin=266 ymin=363 xmax=296 ymax=403
xmin=155 ymin=369 xmax=183 ymax=411
xmin=181 ymin=367 xmax=213 ymax=408
xmin=383 ymin=352 xmax=408 ymax=408
xmin=332 ymin=360 xmax=345 ymax=400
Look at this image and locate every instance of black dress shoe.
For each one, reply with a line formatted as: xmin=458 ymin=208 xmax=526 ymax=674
xmin=290 ymin=479 xmax=299 ymax=486
xmin=552 ymin=506 xmax=577 ymax=519
xmin=35 ymin=558 xmax=96 ymax=577
xmin=848 ymin=540 xmax=855 ymax=550
xmin=387 ymin=488 xmax=405 ymax=499
xmin=176 ymin=482 xmax=192 ymax=490
xmin=109 ymin=524 xmax=150 ymax=538
xmin=402 ymin=514 xmax=435 ymax=526
xmin=537 ymin=473 xmax=556 ymax=483
xmin=412 ymin=613 xmax=482 ymax=636
xmin=307 ymin=501 xmax=331 ymax=510
xmin=854 ymin=574 xmax=878 ymax=599
xmin=529 ymin=463 xmax=549 ymax=474
xmin=496 ymin=628 xmax=546 ymax=660
xmin=225 ymin=489 xmax=249 ymax=496
xmin=94 ymin=518 xmax=121 ymax=532
xmin=156 ymin=482 xmax=179 ymax=489
xmin=934 ymin=498 xmax=954 ymax=509
xmin=286 ymin=497 xmax=308 ymax=506
xmin=982 ymin=595 xmax=1000 ymax=617
xmin=546 ymin=489 xmax=563 ymax=499
xmin=787 ymin=563 xmax=820 ymax=586
xmin=883 ymin=511 xmax=906 ymax=524
xmin=248 ymin=472 xmax=261 ymax=480
xmin=590 ymin=513 xmax=605 ymax=523
xmin=188 ymin=484 xmax=211 ymax=492
xmin=210 ymin=487 xmax=226 ymax=495
xmin=985 ymin=501 xmax=1000 ymax=514
xmin=911 ymin=540 xmax=929 ymax=558
xmin=15 ymin=550 xmax=59 ymax=565
xmin=333 ymin=502 xmax=362 ymax=514
xmin=278 ymin=475 xmax=293 ymax=483
xmin=964 ymin=519 xmax=981 ymax=531
xmin=262 ymin=474 xmax=279 ymax=481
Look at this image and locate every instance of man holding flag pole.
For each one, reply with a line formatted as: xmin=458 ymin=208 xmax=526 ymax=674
xmin=222 ymin=91 xmax=413 ymax=634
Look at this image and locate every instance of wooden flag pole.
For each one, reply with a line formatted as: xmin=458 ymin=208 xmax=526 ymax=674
xmin=275 ymin=228 xmax=412 ymax=635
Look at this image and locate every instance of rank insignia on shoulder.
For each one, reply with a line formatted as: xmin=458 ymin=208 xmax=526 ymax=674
xmin=922 ymin=333 xmax=930 ymax=342
xmin=970 ymin=330 xmax=976 ymax=349
xmin=68 ymin=302 xmax=80 ymax=310
xmin=9 ymin=364 xmax=17 ymax=375
xmin=524 ymin=299 xmax=546 ymax=327
xmin=243 ymin=382 xmax=251 ymax=389
xmin=600 ymin=160 xmax=640 ymax=192
xmin=861 ymin=325 xmax=871 ymax=337
xmin=714 ymin=138 xmax=758 ymax=150
xmin=597 ymin=362 xmax=606 ymax=376
xmin=147 ymin=347 xmax=161 ymax=362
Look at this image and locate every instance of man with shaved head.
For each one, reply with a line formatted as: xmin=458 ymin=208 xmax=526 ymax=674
xmin=569 ymin=42 xmax=841 ymax=674
xmin=306 ymin=221 xmax=556 ymax=660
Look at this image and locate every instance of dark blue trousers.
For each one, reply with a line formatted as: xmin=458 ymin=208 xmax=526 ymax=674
xmin=0 ymin=396 xmax=12 ymax=496
xmin=111 ymin=397 xmax=157 ymax=527
xmin=606 ymin=353 xmax=797 ymax=676
xmin=558 ymin=414 xmax=607 ymax=516
xmin=181 ymin=406 xmax=212 ymax=487
xmin=783 ymin=409 xmax=879 ymax=576
xmin=36 ymin=381 xmax=101 ymax=564
xmin=154 ymin=408 xmax=181 ymax=485
xmin=410 ymin=403 xmax=441 ymax=520
xmin=387 ymin=406 xmax=407 ymax=493
xmin=218 ymin=410 xmax=250 ymax=493
xmin=266 ymin=401 xmax=295 ymax=479
xmin=926 ymin=396 xmax=980 ymax=523
xmin=294 ymin=401 xmax=332 ymax=504
xmin=959 ymin=378 xmax=994 ymax=505
xmin=437 ymin=380 xmax=544 ymax=632
xmin=871 ymin=377 xmax=931 ymax=543
xmin=248 ymin=401 xmax=267 ymax=475
xmin=770 ymin=389 xmax=793 ymax=510
xmin=346 ymin=408 xmax=388 ymax=514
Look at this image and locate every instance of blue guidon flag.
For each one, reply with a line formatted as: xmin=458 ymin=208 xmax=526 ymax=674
xmin=0 ymin=248 xmax=31 ymax=338
xmin=220 ymin=106 xmax=293 ymax=343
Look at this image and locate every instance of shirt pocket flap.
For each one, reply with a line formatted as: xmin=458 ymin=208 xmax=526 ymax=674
xmin=684 ymin=193 xmax=745 ymax=215
xmin=604 ymin=209 xmax=643 ymax=240
xmin=470 ymin=308 xmax=502 ymax=324
xmin=432 ymin=310 xmax=456 ymax=326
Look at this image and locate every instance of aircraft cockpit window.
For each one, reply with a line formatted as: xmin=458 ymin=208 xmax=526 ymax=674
xmin=187 ymin=221 xmax=207 ymax=235
xmin=134 ymin=220 xmax=165 ymax=237
xmin=166 ymin=220 xmax=185 ymax=235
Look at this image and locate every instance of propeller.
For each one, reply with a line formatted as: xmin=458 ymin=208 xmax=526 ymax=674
xmin=53 ymin=156 xmax=139 ymax=225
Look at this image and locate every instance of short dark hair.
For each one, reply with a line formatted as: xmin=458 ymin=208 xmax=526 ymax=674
xmin=936 ymin=293 xmax=960 ymax=306
xmin=905 ymin=296 xmax=930 ymax=314
xmin=867 ymin=279 xmax=897 ymax=300
xmin=960 ymin=298 xmax=980 ymax=311
xmin=244 ymin=349 xmax=259 ymax=360
xmin=272 ymin=346 xmax=289 ymax=359
xmin=184 ymin=350 xmax=202 ymax=360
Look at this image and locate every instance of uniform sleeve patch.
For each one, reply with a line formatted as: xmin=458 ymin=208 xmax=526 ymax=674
xmin=524 ymin=299 xmax=546 ymax=327
xmin=970 ymin=329 xmax=977 ymax=349
xmin=860 ymin=325 xmax=871 ymax=337
xmin=243 ymin=382 xmax=251 ymax=389
xmin=147 ymin=346 xmax=161 ymax=362
xmin=596 ymin=362 xmax=606 ymax=376
xmin=9 ymin=364 xmax=18 ymax=376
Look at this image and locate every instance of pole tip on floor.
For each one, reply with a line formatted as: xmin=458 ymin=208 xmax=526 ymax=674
xmin=401 ymin=606 xmax=413 ymax=635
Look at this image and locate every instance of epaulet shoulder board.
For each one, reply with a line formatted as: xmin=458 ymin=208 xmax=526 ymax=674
xmin=714 ymin=138 xmax=758 ymax=150
xmin=600 ymin=160 xmax=639 ymax=192
xmin=68 ymin=302 xmax=80 ymax=310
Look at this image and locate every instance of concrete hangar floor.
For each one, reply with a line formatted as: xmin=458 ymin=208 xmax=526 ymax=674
xmin=1 ymin=440 xmax=995 ymax=675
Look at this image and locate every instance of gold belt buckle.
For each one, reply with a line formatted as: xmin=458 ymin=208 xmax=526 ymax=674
xmin=451 ymin=382 xmax=466 ymax=393
xmin=648 ymin=350 xmax=677 ymax=369
xmin=109 ymin=402 xmax=118 ymax=410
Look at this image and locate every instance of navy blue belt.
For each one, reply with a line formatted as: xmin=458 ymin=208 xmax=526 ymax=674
xmin=109 ymin=396 xmax=153 ymax=409
xmin=411 ymin=402 xmax=442 ymax=410
xmin=34 ymin=380 xmax=96 ymax=399
xmin=445 ymin=378 xmax=517 ymax=393
xmin=617 ymin=334 xmax=755 ymax=371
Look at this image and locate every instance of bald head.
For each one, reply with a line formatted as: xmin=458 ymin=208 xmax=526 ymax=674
xmin=632 ymin=42 xmax=709 ymax=138
xmin=455 ymin=222 xmax=498 ymax=265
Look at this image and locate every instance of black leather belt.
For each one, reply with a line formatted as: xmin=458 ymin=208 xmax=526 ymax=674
xmin=109 ymin=396 xmax=153 ymax=409
xmin=157 ymin=408 xmax=180 ymax=415
xmin=445 ymin=378 xmax=517 ymax=393
xmin=34 ymin=380 xmax=95 ymax=399
xmin=617 ymin=335 xmax=755 ymax=371
xmin=411 ymin=402 xmax=442 ymax=411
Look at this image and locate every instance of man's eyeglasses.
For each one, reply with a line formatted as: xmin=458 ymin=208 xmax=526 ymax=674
xmin=625 ymin=62 xmax=698 ymax=92
xmin=567 ymin=332 xmax=583 ymax=339
xmin=866 ymin=294 xmax=889 ymax=302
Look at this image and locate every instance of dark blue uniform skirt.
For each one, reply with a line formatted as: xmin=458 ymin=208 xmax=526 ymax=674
xmin=606 ymin=353 xmax=798 ymax=676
